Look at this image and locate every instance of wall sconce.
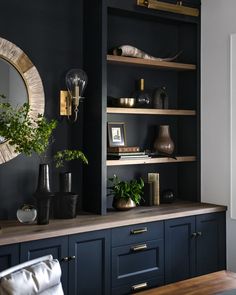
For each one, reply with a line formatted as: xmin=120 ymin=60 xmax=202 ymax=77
xmin=60 ymin=69 xmax=88 ymax=122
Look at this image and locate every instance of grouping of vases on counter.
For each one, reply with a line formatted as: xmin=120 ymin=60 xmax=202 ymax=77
xmin=33 ymin=164 xmax=78 ymax=225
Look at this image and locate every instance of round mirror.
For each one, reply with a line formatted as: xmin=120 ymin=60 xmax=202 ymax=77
xmin=0 ymin=37 xmax=45 ymax=163
xmin=0 ymin=58 xmax=28 ymax=144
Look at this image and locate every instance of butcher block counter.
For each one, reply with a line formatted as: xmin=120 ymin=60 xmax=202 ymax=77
xmin=0 ymin=201 xmax=226 ymax=246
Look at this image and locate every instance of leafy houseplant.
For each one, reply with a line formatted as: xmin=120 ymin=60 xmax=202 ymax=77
xmin=0 ymin=101 xmax=57 ymax=161
xmin=108 ymin=175 xmax=144 ymax=210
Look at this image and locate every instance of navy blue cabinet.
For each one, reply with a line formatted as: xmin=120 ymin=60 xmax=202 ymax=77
xmin=0 ymin=244 xmax=19 ymax=272
xmin=20 ymin=230 xmax=110 ymax=295
xmin=196 ymin=212 xmax=226 ymax=276
xmin=20 ymin=236 xmax=69 ymax=293
xmin=111 ymin=221 xmax=164 ymax=294
xmin=165 ymin=212 xmax=226 ymax=284
xmin=165 ymin=216 xmax=196 ymax=283
xmin=68 ymin=230 xmax=110 ymax=295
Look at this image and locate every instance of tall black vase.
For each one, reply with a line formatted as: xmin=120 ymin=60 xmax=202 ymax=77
xmin=34 ymin=164 xmax=53 ymax=225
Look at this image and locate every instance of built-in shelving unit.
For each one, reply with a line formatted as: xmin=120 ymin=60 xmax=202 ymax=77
xmin=107 ymin=107 xmax=196 ymax=116
xmin=84 ymin=0 xmax=201 ymax=215
xmin=107 ymin=156 xmax=196 ymax=166
xmin=107 ymin=55 xmax=196 ymax=71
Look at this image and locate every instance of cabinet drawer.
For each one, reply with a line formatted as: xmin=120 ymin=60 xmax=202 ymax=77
xmin=112 ymin=276 xmax=164 ymax=295
xmin=112 ymin=239 xmax=164 ymax=287
xmin=112 ymin=221 xmax=163 ymax=247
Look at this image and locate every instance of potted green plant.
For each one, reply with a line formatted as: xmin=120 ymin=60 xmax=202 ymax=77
xmin=108 ymin=175 xmax=144 ymax=210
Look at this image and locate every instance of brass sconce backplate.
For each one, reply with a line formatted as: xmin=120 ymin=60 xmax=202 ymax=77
xmin=60 ymin=90 xmax=72 ymax=116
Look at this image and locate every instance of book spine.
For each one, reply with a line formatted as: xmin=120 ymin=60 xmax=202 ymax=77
xmin=148 ymin=173 xmax=160 ymax=206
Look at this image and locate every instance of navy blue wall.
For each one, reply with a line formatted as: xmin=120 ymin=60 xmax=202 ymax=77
xmin=0 ymin=0 xmax=84 ymax=218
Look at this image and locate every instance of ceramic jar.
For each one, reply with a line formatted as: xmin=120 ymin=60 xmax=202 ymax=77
xmin=154 ymin=125 xmax=174 ymax=155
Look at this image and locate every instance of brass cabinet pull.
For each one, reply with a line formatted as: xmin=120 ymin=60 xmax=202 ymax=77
xmin=69 ymin=255 xmax=76 ymax=261
xmin=131 ymin=244 xmax=148 ymax=252
xmin=61 ymin=257 xmax=69 ymax=262
xmin=197 ymin=231 xmax=202 ymax=237
xmin=132 ymin=282 xmax=148 ymax=291
xmin=191 ymin=232 xmax=197 ymax=238
xmin=130 ymin=227 xmax=147 ymax=235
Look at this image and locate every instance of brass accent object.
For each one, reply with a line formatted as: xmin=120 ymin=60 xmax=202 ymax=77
xmin=60 ymin=90 xmax=72 ymax=116
xmin=116 ymin=98 xmax=136 ymax=108
xmin=112 ymin=198 xmax=136 ymax=211
xmin=137 ymin=0 xmax=199 ymax=17
xmin=61 ymin=257 xmax=69 ymax=262
xmin=131 ymin=244 xmax=148 ymax=252
xmin=132 ymin=282 xmax=148 ymax=291
xmin=130 ymin=227 xmax=148 ymax=235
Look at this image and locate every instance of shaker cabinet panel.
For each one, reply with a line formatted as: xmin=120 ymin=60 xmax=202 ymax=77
xmin=0 ymin=244 xmax=19 ymax=272
xmin=20 ymin=236 xmax=68 ymax=294
xmin=165 ymin=216 xmax=196 ymax=284
xmin=165 ymin=212 xmax=226 ymax=285
xmin=112 ymin=221 xmax=163 ymax=247
xmin=68 ymin=230 xmax=111 ymax=295
xmin=196 ymin=212 xmax=226 ymax=275
xmin=112 ymin=239 xmax=164 ymax=288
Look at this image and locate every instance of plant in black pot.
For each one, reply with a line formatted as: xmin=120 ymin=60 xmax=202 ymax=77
xmin=53 ymin=150 xmax=88 ymax=219
xmin=108 ymin=175 xmax=144 ymax=211
xmin=0 ymin=100 xmax=57 ymax=224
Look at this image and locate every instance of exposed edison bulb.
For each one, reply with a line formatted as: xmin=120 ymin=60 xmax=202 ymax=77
xmin=65 ymin=69 xmax=88 ymax=121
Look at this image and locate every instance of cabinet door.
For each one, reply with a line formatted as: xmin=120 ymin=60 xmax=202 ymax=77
xmin=20 ymin=236 xmax=68 ymax=294
xmin=0 ymin=244 xmax=19 ymax=272
xmin=165 ymin=216 xmax=195 ymax=284
xmin=196 ymin=212 xmax=226 ymax=276
xmin=68 ymin=230 xmax=110 ymax=295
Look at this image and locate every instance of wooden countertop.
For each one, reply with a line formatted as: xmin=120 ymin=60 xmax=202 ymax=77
xmin=138 ymin=271 xmax=236 ymax=295
xmin=0 ymin=201 xmax=226 ymax=246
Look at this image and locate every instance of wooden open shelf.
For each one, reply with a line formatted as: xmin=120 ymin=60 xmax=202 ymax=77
xmin=107 ymin=107 xmax=196 ymax=116
xmin=107 ymin=156 xmax=196 ymax=166
xmin=107 ymin=55 xmax=196 ymax=71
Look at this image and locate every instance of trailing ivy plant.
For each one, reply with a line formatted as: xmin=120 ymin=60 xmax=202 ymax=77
xmin=54 ymin=149 xmax=88 ymax=168
xmin=0 ymin=99 xmax=57 ymax=162
xmin=108 ymin=175 xmax=144 ymax=205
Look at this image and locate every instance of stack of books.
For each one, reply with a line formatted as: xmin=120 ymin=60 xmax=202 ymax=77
xmin=107 ymin=146 xmax=149 ymax=160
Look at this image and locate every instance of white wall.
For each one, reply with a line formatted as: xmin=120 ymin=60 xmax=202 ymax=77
xmin=201 ymin=0 xmax=236 ymax=270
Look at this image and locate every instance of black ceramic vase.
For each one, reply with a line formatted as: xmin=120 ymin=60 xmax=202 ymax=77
xmin=34 ymin=164 xmax=53 ymax=225
xmin=54 ymin=172 xmax=78 ymax=219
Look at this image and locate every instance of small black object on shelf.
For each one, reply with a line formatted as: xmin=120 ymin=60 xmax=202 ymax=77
xmin=161 ymin=189 xmax=175 ymax=204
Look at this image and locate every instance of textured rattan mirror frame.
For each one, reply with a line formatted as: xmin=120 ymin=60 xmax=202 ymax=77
xmin=0 ymin=37 xmax=45 ymax=164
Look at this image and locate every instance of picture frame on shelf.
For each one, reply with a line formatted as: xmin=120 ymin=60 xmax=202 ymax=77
xmin=107 ymin=122 xmax=126 ymax=147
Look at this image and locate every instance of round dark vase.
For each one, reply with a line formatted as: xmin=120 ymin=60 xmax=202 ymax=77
xmin=34 ymin=164 xmax=53 ymax=225
xmin=54 ymin=172 xmax=78 ymax=219
xmin=154 ymin=125 xmax=175 ymax=155
xmin=161 ymin=189 xmax=175 ymax=204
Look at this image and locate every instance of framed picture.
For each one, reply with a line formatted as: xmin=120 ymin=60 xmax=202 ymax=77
xmin=107 ymin=122 xmax=126 ymax=147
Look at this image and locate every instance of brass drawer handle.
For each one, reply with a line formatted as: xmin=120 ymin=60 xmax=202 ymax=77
xmin=197 ymin=231 xmax=202 ymax=237
xmin=130 ymin=227 xmax=147 ymax=235
xmin=68 ymin=255 xmax=76 ymax=261
xmin=131 ymin=244 xmax=148 ymax=252
xmin=61 ymin=256 xmax=69 ymax=262
xmin=132 ymin=282 xmax=148 ymax=291
xmin=191 ymin=232 xmax=197 ymax=238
